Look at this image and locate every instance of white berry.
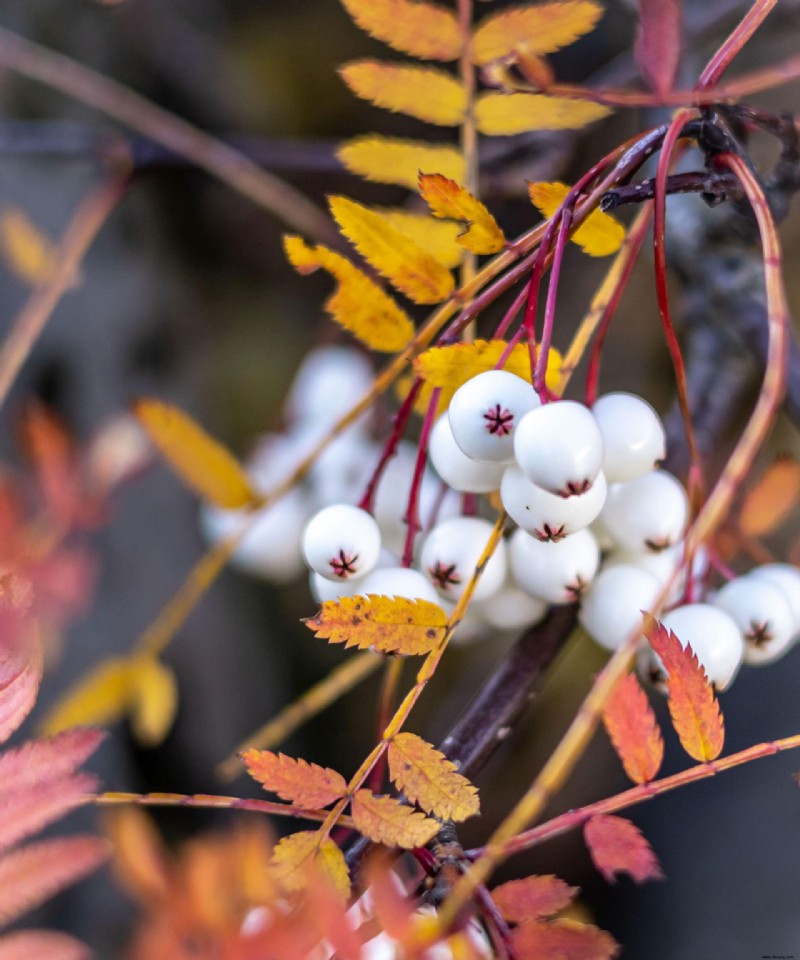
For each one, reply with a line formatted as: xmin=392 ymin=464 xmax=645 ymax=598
xmin=284 ymin=345 xmax=373 ymax=432
xmin=714 ymin=576 xmax=796 ymax=666
xmin=429 ymin=415 xmax=506 ymax=493
xmin=355 ymin=566 xmax=440 ymax=605
xmin=419 ymin=516 xmax=507 ymax=603
xmin=513 ymin=401 xmax=604 ymax=497
xmin=509 ymin=527 xmax=600 ymax=604
xmin=579 ymin=564 xmax=661 ymax=652
xmin=599 ymin=470 xmax=688 ymax=553
xmin=472 ymin=583 xmax=549 ymax=632
xmin=591 ymin=392 xmax=666 ymax=482
xmin=748 ymin=563 xmax=800 ymax=636
xmin=501 ymin=465 xmax=607 ymax=542
xmin=448 ymin=370 xmax=540 ymax=464
xmin=302 ymin=504 xmax=381 ymax=581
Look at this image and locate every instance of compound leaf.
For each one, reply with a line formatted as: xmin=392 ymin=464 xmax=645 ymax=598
xmin=133 ymin=400 xmax=257 ymax=510
xmin=340 ymin=61 xmax=466 ymax=126
xmin=388 ymin=732 xmax=479 ymax=821
xmin=512 ymin=919 xmax=619 ymax=960
xmin=351 ymin=791 xmax=439 ymax=848
xmin=337 ymin=136 xmax=465 ymax=190
xmin=492 ymin=874 xmax=577 ymax=923
xmin=329 ymin=196 xmax=455 ymax=304
xmin=419 ymin=173 xmax=505 ymax=254
xmin=338 ymin=0 xmax=462 ymax=61
xmin=241 ymin=750 xmax=347 ymax=808
xmin=304 ymin=596 xmax=447 ymax=656
xmin=284 ymin=236 xmax=414 ymax=352
xmin=271 ymin=831 xmax=350 ymax=900
xmin=602 ymin=672 xmax=664 ymax=784
xmin=529 ymin=182 xmax=625 ymax=257
xmin=473 ymin=2 xmax=603 ymax=65
xmin=414 ymin=339 xmax=562 ymax=392
xmin=584 ymin=814 xmax=664 ymax=884
xmin=476 ymin=93 xmax=610 ymax=135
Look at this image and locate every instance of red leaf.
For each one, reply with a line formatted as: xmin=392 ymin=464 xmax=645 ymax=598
xmin=602 ymin=672 xmax=663 ymax=784
xmin=0 ymin=930 xmax=91 ymax=960
xmin=0 ymin=616 xmax=42 ymax=746
xmin=0 ymin=772 xmax=97 ymax=854
xmin=635 ymin=0 xmax=682 ymax=97
xmin=0 ymin=729 xmax=105 ymax=794
xmin=512 ymin=919 xmax=619 ymax=960
xmin=492 ymin=874 xmax=577 ymax=923
xmin=584 ymin=814 xmax=664 ymax=884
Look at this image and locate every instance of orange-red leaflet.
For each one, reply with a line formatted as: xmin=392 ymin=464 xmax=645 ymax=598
xmin=419 ymin=173 xmax=505 ymax=254
xmin=511 ymin=918 xmax=619 ymax=960
xmin=387 ymin=732 xmax=479 ymax=821
xmin=241 ymin=750 xmax=347 ymax=809
xmin=584 ymin=814 xmax=664 ymax=884
xmin=602 ymin=672 xmax=664 ymax=784
xmin=492 ymin=874 xmax=577 ymax=924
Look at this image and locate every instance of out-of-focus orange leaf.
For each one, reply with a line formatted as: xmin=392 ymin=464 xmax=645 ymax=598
xmin=105 ymin=808 xmax=172 ymax=905
xmin=529 ymin=182 xmax=625 ymax=257
xmin=128 ymin=657 xmax=178 ymax=748
xmin=351 ymin=791 xmax=439 ymax=848
xmin=472 ymin=2 xmax=603 ymax=65
xmin=635 ymin=0 xmax=681 ymax=97
xmin=414 ymin=339 xmax=562 ymax=391
xmin=340 ymin=61 xmax=466 ymax=126
xmin=644 ymin=616 xmax=725 ymax=762
xmin=739 ymin=456 xmax=800 ymax=538
xmin=364 ymin=855 xmax=414 ymax=941
xmin=337 ymin=136 xmax=465 ymax=190
xmin=602 ymin=672 xmax=664 ymax=784
xmin=133 ymin=400 xmax=257 ymax=510
xmin=375 ymin=209 xmax=464 ymax=269
xmin=329 ymin=196 xmax=455 ymax=304
xmin=419 ymin=174 xmax=505 ymax=254
xmin=584 ymin=814 xmax=664 ymax=884
xmin=339 ymin=0 xmax=462 ymax=61
xmin=387 ymin=732 xmax=479 ymax=821
xmin=271 ymin=831 xmax=350 ymax=900
xmin=0 ymin=930 xmax=92 ymax=960
xmin=512 ymin=919 xmax=619 ymax=960
xmin=284 ymin=235 xmax=414 ymax=352
xmin=476 ymin=93 xmax=610 ymax=135
xmin=241 ymin=750 xmax=347 ymax=808
xmin=40 ymin=657 xmax=132 ymax=736
xmin=492 ymin=874 xmax=578 ymax=923
xmin=0 ymin=207 xmax=66 ymax=288
xmin=304 ymin=596 xmax=447 ymax=655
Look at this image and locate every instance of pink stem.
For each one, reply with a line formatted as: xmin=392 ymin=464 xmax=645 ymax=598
xmin=696 ymin=0 xmax=777 ymax=90
xmin=533 ymin=208 xmax=572 ymax=396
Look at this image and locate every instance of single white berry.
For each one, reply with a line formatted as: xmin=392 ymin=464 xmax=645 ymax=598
xmin=355 ymin=566 xmax=440 ymax=605
xmin=429 ymin=415 xmax=506 ymax=493
xmin=284 ymin=345 xmax=373 ymax=431
xmin=448 ymin=370 xmax=540 ymax=464
xmin=641 ymin=603 xmax=744 ymax=691
xmin=419 ymin=516 xmax=507 ymax=603
xmin=509 ymin=527 xmax=600 ymax=604
xmin=579 ymin=564 xmax=661 ymax=652
xmin=501 ymin=465 xmax=607 ymax=542
xmin=302 ymin=504 xmax=381 ymax=581
xmin=472 ymin=583 xmax=549 ymax=632
xmin=598 ymin=469 xmax=688 ymax=553
xmin=748 ymin=563 xmax=800 ymax=637
xmin=713 ymin=576 xmax=796 ymax=666
xmin=591 ymin=392 xmax=666 ymax=482
xmin=513 ymin=400 xmax=604 ymax=497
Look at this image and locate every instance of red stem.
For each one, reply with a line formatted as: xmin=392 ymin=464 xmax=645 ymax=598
xmin=402 ymin=388 xmax=441 ymax=567
xmin=533 ymin=208 xmax=572 ymax=396
xmin=696 ymin=0 xmax=777 ymax=90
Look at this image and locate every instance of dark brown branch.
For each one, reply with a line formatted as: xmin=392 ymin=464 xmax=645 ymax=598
xmin=601 ymin=171 xmax=742 ymax=211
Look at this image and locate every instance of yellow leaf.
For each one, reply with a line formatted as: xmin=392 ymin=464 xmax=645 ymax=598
xmin=330 ymin=196 xmax=455 ymax=304
xmin=472 ymin=1 xmax=603 ymax=65
xmin=339 ymin=0 xmax=462 ymax=61
xmin=304 ymin=596 xmax=448 ymax=656
xmin=376 ymin=209 xmax=464 ymax=269
xmin=271 ymin=831 xmax=350 ymax=899
xmin=414 ymin=339 xmax=562 ymax=392
xmin=41 ymin=658 xmax=133 ymax=735
xmin=340 ymin=61 xmax=466 ymax=126
xmin=419 ymin=173 xmax=505 ymax=254
xmin=388 ymin=732 xmax=479 ymax=821
xmin=128 ymin=657 xmax=178 ymax=747
xmin=529 ymin=181 xmax=625 ymax=257
xmin=476 ymin=92 xmax=611 ymax=135
xmin=0 ymin=207 xmax=63 ymax=287
xmin=337 ymin=136 xmax=465 ymax=190
xmin=133 ymin=400 xmax=257 ymax=510
xmin=351 ymin=790 xmax=439 ymax=848
xmin=284 ymin=236 xmax=414 ymax=352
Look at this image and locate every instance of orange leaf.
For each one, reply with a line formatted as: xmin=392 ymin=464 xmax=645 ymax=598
xmin=0 ymin=930 xmax=91 ymax=960
xmin=337 ymin=136 xmax=465 ymax=190
xmin=584 ymin=814 xmax=664 ymax=884
xmin=387 ymin=733 xmax=479 ymax=821
xmin=133 ymin=400 xmax=257 ymax=509
xmin=374 ymin=209 xmax=464 ymax=269
xmin=305 ymin=595 xmax=447 ymax=655
xmin=476 ymin=93 xmax=610 ymax=135
xmin=644 ymin=616 xmax=725 ymax=762
xmin=338 ymin=0 xmax=462 ymax=61
xmin=284 ymin=236 xmax=414 ymax=352
xmin=329 ymin=196 xmax=455 ymax=304
xmin=512 ymin=919 xmax=619 ymax=960
xmin=271 ymin=831 xmax=350 ymax=900
xmin=602 ymin=672 xmax=664 ymax=784
xmin=419 ymin=174 xmax=505 ymax=254
xmin=472 ymin=2 xmax=603 ymax=65
xmin=492 ymin=875 xmax=577 ymax=923
xmin=351 ymin=791 xmax=439 ymax=848
xmin=414 ymin=339 xmax=562 ymax=392
xmin=104 ymin=807 xmax=171 ymax=905
xmin=529 ymin=182 xmax=625 ymax=257
xmin=340 ymin=61 xmax=466 ymax=126
xmin=241 ymin=750 xmax=347 ymax=808
xmin=739 ymin=456 xmax=800 ymax=538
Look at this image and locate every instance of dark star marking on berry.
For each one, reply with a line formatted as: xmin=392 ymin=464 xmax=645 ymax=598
xmin=534 ymin=524 xmax=567 ymax=542
xmin=483 ymin=404 xmax=514 ymax=436
xmin=746 ymin=621 xmax=774 ymax=647
xmin=329 ymin=549 xmax=359 ymax=578
xmin=429 ymin=561 xmax=461 ymax=590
